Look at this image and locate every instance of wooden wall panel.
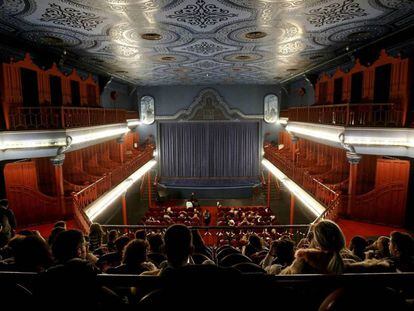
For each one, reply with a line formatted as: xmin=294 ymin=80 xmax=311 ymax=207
xmin=356 ymin=155 xmax=377 ymax=194
xmin=4 ymin=161 xmax=38 ymax=189
xmin=35 ymin=158 xmax=56 ymax=196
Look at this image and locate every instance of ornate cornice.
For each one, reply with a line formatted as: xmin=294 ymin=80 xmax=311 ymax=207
xmin=156 ymin=88 xmax=262 ymax=121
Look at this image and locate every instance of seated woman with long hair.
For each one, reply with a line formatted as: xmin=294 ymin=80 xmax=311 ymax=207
xmin=281 ymin=220 xmax=345 ymax=275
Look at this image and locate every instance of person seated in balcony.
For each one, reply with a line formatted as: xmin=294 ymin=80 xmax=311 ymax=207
xmin=0 ymin=199 xmax=17 ymax=247
xmin=52 ymin=229 xmax=97 ymax=265
xmin=88 ymin=223 xmax=104 ymax=254
xmin=147 ymin=233 xmax=166 ymax=268
xmin=141 ymin=224 xmax=194 ymax=276
xmin=107 ymin=239 xmax=156 ymax=275
xmin=366 ymin=236 xmax=391 ymax=260
xmin=135 ymin=230 xmax=146 ymax=240
xmin=262 ymin=238 xmax=295 ymax=275
xmin=48 ymin=226 xmax=66 ymax=247
xmin=106 ymin=230 xmax=119 ymax=253
xmin=388 ymin=231 xmax=414 ymax=272
xmin=97 ymin=236 xmax=130 ymax=272
xmin=349 ymin=235 xmax=368 ymax=261
xmin=243 ymin=234 xmax=265 ymax=259
xmin=13 ymin=234 xmax=53 ymax=273
xmin=281 ymin=220 xmax=345 ymax=275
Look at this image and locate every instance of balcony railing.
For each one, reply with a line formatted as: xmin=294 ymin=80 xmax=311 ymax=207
xmin=287 ymin=103 xmax=403 ymax=127
xmin=72 ymin=146 xmax=154 ymax=230
xmin=264 ymin=145 xmax=341 ymax=216
xmin=8 ymin=106 xmax=136 ymax=130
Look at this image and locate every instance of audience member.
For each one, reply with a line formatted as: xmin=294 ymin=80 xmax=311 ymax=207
xmin=281 ymin=220 xmax=345 ymax=274
xmin=262 ymin=238 xmax=295 ymax=275
xmin=89 ymin=223 xmax=104 ymax=253
xmin=388 ymin=231 xmax=414 ymax=272
xmin=107 ymin=239 xmax=156 ymax=274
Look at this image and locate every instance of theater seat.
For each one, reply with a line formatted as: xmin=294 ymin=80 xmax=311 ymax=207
xmin=219 ymin=253 xmax=252 ymax=267
xmin=216 ymin=246 xmax=240 ymax=261
xmin=191 ymin=253 xmax=211 ymax=265
xmin=232 ymin=262 xmax=265 ymax=273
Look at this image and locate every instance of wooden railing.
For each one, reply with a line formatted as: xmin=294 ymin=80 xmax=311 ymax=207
xmin=126 ymin=110 xmax=139 ymax=119
xmin=71 ymin=146 xmax=154 ymax=228
xmin=264 ymin=149 xmax=342 ymax=215
xmin=288 ymin=103 xmax=403 ymax=127
xmin=8 ymin=106 xmax=129 ymax=130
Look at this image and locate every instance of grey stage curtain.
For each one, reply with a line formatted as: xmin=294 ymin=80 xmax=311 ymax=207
xmin=160 ymin=122 xmax=259 ymax=178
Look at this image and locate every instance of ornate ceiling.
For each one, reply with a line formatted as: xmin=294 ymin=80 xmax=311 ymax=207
xmin=0 ymin=0 xmax=413 ymax=85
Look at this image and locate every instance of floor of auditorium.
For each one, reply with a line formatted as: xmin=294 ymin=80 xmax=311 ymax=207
xmin=18 ymin=185 xmax=409 ymax=243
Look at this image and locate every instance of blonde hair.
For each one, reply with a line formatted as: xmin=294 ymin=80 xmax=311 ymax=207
xmin=313 ymin=220 xmax=345 ymax=274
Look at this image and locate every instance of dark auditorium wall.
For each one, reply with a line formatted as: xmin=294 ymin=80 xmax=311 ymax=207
xmin=100 ymin=80 xmax=137 ymax=111
xmin=135 ymin=84 xmax=284 ymax=143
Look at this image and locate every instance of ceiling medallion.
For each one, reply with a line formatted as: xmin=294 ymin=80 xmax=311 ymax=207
xmin=286 ymin=68 xmax=298 ymax=72
xmin=235 ymin=55 xmax=251 ymax=60
xmin=245 ymin=31 xmax=267 ymax=39
xmin=347 ymin=31 xmax=371 ymax=41
xmin=41 ymin=36 xmax=65 ymax=45
xmin=141 ymin=33 xmax=162 ymax=40
xmin=309 ymin=55 xmax=323 ymax=60
xmin=161 ymin=56 xmax=176 ymax=61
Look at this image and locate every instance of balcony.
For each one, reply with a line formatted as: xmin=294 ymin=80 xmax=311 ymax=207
xmin=285 ymin=102 xmax=403 ymax=127
xmin=8 ymin=106 xmax=138 ymax=130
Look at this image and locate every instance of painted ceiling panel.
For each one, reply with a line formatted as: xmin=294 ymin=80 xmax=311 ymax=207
xmin=0 ymin=0 xmax=413 ymax=85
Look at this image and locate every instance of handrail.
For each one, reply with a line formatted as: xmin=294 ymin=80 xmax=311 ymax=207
xmin=100 ymin=224 xmax=311 ymax=230
xmin=312 ymin=193 xmax=341 ymax=224
xmin=73 ymin=175 xmax=107 ymax=197
xmin=8 ymin=106 xmax=129 ymax=130
xmin=1 ymin=271 xmax=414 ymax=287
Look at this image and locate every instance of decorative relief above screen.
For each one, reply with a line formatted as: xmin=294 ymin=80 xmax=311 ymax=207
xmin=0 ymin=0 xmax=413 ymax=85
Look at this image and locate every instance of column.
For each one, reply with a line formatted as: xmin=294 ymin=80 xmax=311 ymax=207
xmin=290 ymin=195 xmax=295 ymax=225
xmin=117 ymin=135 xmax=125 ymax=164
xmin=50 ymin=154 xmax=66 ymax=217
xmin=267 ymin=171 xmax=271 ymax=208
xmin=121 ymin=193 xmax=128 ymax=226
xmin=346 ymin=152 xmax=362 ymax=217
xmin=147 ymin=172 xmax=152 ymax=209
xmin=291 ymin=136 xmax=298 ymax=163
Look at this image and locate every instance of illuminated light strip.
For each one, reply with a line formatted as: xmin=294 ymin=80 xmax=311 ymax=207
xmin=286 ymin=122 xmax=414 ymax=149
xmin=0 ymin=138 xmax=67 ymax=150
xmin=278 ymin=117 xmax=288 ymax=125
xmin=262 ymin=158 xmax=325 ymax=217
xmin=127 ymin=119 xmax=141 ymax=127
xmin=345 ymin=129 xmax=414 ymax=148
xmin=86 ymin=159 xmax=157 ymax=221
xmin=286 ymin=123 xmax=343 ymax=143
xmin=70 ymin=127 xmax=130 ymax=145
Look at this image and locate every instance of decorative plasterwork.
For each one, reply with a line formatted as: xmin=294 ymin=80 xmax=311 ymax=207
xmin=156 ymin=88 xmax=262 ymax=121
xmin=0 ymin=0 xmax=413 ymax=85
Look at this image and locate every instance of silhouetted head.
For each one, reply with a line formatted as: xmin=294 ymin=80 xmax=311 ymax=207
xmin=148 ymin=233 xmax=164 ymax=253
xmin=135 ymin=229 xmax=146 ymax=240
xmin=349 ymin=235 xmax=368 ymax=260
xmin=313 ymin=220 xmax=345 ymax=274
xmin=52 ymin=229 xmax=86 ymax=263
xmin=164 ymin=224 xmax=193 ymax=268
xmin=122 ymin=239 xmax=148 ymax=266
xmin=390 ymin=231 xmax=414 ymax=258
xmin=15 ymin=235 xmax=53 ymax=272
